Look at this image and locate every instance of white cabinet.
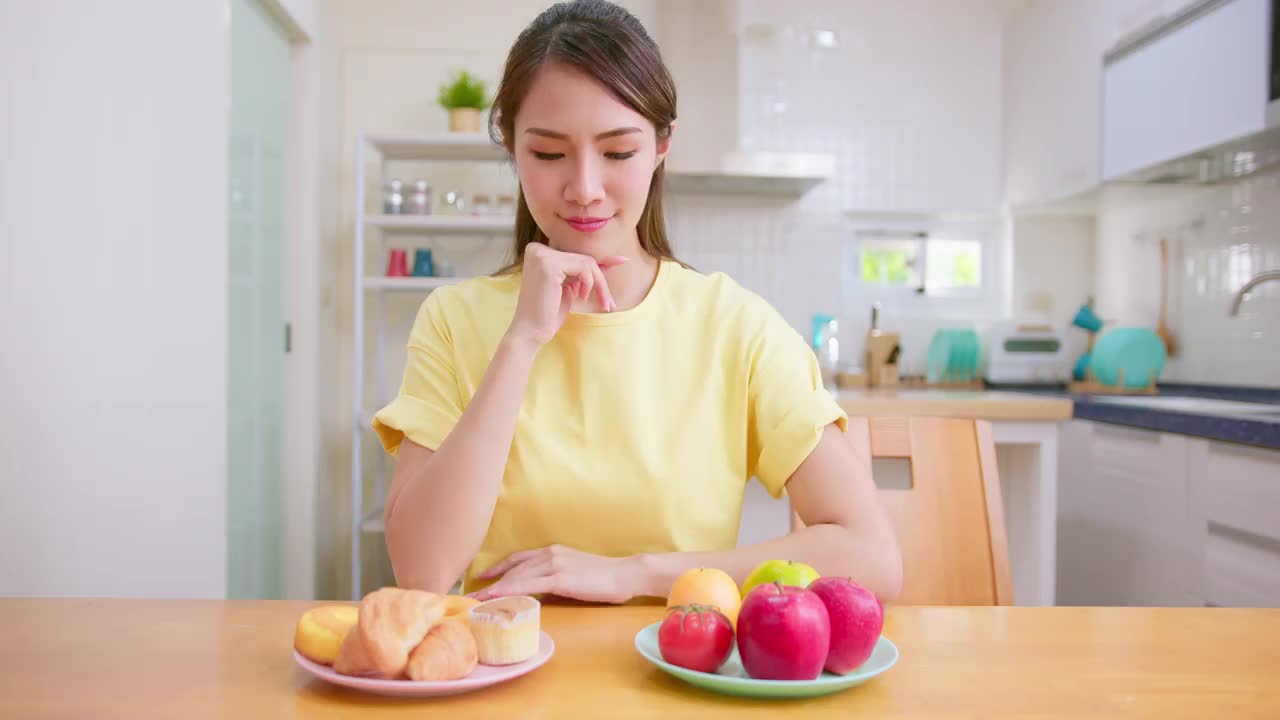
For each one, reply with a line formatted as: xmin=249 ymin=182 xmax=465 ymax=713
xmin=1002 ymin=0 xmax=1235 ymax=207
xmin=1059 ymin=418 xmax=1280 ymax=607
xmin=1187 ymin=439 xmax=1280 ymax=607
xmin=1101 ymin=0 xmax=1270 ymax=181
xmin=1058 ymin=420 xmax=1196 ymax=606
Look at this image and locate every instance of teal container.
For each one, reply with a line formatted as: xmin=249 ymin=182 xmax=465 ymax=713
xmin=1089 ymin=327 xmax=1166 ymax=389
xmin=927 ymin=328 xmax=979 ymax=383
xmin=412 ymin=248 xmax=434 ymax=277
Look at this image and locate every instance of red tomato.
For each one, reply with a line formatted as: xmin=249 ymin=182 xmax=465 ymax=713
xmin=657 ymin=604 xmax=734 ymax=673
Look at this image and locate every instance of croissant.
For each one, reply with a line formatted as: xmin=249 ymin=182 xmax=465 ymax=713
xmin=406 ymin=617 xmax=479 ymax=681
xmin=333 ymin=624 xmax=377 ymax=676
xmin=346 ymin=587 xmax=447 ymax=678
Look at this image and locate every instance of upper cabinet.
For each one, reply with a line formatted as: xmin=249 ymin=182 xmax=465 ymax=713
xmin=1003 ymin=0 xmax=1220 ymax=209
xmin=1102 ymin=0 xmax=1272 ymax=182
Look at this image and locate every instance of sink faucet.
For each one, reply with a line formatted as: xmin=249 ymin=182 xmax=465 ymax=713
xmin=1229 ymin=270 xmax=1280 ymax=316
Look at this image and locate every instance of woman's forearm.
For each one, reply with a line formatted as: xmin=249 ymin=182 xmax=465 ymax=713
xmin=385 ymin=334 xmax=539 ymax=592
xmin=637 ymin=522 xmax=903 ymax=603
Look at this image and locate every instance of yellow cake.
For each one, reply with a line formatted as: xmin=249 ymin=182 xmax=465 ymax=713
xmin=468 ymin=596 xmax=541 ymax=665
xmin=293 ymin=605 xmax=359 ymax=665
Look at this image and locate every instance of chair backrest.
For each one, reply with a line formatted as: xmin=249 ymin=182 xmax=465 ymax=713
xmin=792 ymin=416 xmax=1013 ymax=605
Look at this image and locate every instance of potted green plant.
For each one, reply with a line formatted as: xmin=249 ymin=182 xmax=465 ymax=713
xmin=437 ymin=70 xmax=490 ymax=133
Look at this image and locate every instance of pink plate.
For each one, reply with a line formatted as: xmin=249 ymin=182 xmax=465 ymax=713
xmin=293 ymin=631 xmax=555 ymax=698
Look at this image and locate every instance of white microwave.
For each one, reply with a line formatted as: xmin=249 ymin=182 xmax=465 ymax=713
xmin=1102 ymin=0 xmax=1280 ymax=184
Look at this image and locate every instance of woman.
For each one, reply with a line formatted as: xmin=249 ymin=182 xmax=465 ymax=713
xmin=373 ymin=0 xmax=902 ymax=605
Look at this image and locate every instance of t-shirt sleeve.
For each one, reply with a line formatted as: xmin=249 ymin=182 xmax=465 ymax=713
xmin=745 ymin=301 xmax=849 ymax=498
xmin=371 ymin=292 xmax=463 ymax=455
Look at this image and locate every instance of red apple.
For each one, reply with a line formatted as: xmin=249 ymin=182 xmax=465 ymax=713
xmin=735 ymin=582 xmax=830 ymax=680
xmin=808 ymin=577 xmax=884 ymax=674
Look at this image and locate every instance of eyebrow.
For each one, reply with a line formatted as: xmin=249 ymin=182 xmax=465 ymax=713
xmin=524 ymin=126 xmax=644 ymax=141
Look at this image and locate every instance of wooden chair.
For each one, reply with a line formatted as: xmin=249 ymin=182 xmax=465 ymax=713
xmin=792 ymin=416 xmax=1014 ymax=605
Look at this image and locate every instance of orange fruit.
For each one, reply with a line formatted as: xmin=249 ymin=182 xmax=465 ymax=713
xmin=666 ymin=567 xmax=742 ymax=626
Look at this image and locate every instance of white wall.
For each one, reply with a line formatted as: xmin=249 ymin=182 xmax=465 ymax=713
xmin=0 ymin=1 xmax=229 ymax=596
xmin=1011 ymin=214 xmax=1097 ymax=357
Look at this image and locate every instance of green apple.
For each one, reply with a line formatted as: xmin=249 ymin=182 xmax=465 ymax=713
xmin=740 ymin=560 xmax=821 ymax=598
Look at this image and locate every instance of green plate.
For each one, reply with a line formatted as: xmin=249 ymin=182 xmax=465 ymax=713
xmin=633 ymin=622 xmax=899 ymax=699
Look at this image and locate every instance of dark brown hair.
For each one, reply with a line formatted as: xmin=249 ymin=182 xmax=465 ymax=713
xmin=489 ymin=0 xmax=680 ymax=272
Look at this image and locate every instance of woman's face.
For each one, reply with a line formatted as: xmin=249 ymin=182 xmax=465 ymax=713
xmin=512 ymin=62 xmax=671 ymax=258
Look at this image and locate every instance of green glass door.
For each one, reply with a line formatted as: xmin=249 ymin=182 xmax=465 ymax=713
xmin=227 ymin=0 xmax=289 ymax=599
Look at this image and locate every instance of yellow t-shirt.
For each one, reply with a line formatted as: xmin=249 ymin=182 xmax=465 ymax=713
xmin=372 ymin=259 xmax=847 ymax=593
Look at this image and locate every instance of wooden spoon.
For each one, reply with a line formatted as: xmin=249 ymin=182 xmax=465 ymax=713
xmin=1157 ymin=237 xmax=1178 ymax=357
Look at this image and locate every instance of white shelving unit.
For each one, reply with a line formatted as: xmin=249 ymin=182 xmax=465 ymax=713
xmin=350 ymin=131 xmax=513 ymax=600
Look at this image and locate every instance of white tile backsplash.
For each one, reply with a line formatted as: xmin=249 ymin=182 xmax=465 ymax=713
xmin=1096 ymin=173 xmax=1280 ymax=388
xmin=733 ymin=0 xmax=1004 ymax=216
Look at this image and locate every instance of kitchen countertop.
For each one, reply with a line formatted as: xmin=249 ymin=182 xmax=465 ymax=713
xmin=836 ymin=384 xmax=1280 ymax=450
xmin=835 ymin=388 xmax=1073 ymax=421
xmin=1068 ymin=383 xmax=1280 ymax=450
xmin=4 ymin=599 xmax=1279 ymax=718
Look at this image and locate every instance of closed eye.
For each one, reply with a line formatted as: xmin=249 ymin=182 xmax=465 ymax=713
xmin=533 ymin=151 xmax=637 ymax=161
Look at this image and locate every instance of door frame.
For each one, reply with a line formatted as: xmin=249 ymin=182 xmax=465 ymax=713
xmin=258 ymin=0 xmax=323 ymax=600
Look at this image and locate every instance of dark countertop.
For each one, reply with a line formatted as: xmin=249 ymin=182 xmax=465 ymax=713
xmin=997 ymin=383 xmax=1280 ymax=450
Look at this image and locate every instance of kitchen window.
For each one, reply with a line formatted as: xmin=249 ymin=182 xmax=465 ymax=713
xmin=856 ymin=230 xmax=983 ymax=295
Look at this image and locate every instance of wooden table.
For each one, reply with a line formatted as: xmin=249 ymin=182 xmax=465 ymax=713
xmin=3 ymin=600 xmax=1278 ymax=719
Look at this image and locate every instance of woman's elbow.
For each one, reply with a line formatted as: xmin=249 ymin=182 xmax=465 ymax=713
xmin=384 ymin=520 xmax=464 ymax=594
xmin=830 ymin=523 xmax=902 ymax=605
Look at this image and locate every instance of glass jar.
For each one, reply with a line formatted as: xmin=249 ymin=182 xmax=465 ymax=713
xmin=472 ymin=194 xmax=492 ymax=216
xmin=441 ymin=190 xmax=466 ymax=215
xmin=811 ymin=314 xmax=840 ymax=393
xmin=382 ymin=178 xmax=405 ymax=215
xmin=407 ymin=179 xmax=431 ymax=215
xmin=496 ymin=194 xmax=516 ymax=217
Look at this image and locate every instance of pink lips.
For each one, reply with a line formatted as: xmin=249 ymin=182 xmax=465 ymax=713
xmin=563 ymin=215 xmax=610 ymax=233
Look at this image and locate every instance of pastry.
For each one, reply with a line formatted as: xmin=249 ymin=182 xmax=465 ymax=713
xmin=468 ymin=595 xmax=541 ymax=665
xmin=333 ymin=625 xmax=377 ymax=676
xmin=356 ymin=587 xmax=447 ymax=678
xmin=406 ymin=618 xmax=478 ymax=681
xmin=441 ymin=595 xmax=480 ymax=625
xmin=293 ymin=605 xmax=359 ymax=665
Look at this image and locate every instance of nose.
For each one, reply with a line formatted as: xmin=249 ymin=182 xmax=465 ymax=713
xmin=563 ymin=154 xmax=604 ymax=211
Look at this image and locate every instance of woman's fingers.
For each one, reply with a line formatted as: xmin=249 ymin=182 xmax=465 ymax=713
xmin=552 ymin=251 xmax=623 ymax=312
xmin=471 ymin=575 xmax=557 ymax=602
xmin=476 ymin=548 xmax=541 ymax=579
xmin=590 ymin=261 xmax=615 ymax=312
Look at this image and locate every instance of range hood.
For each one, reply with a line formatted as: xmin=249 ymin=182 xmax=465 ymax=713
xmin=1102 ymin=0 xmax=1280 ymax=185
xmin=654 ymin=0 xmax=835 ymax=195
xmin=664 ymin=151 xmax=836 ymax=195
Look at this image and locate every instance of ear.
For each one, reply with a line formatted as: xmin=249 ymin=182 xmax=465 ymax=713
xmin=655 ymin=120 xmax=676 ymax=169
